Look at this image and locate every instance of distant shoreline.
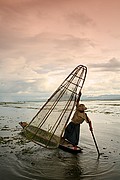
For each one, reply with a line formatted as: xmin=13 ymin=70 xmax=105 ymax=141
xmin=0 ymin=93 xmax=120 ymax=103
xmin=0 ymin=98 xmax=120 ymax=104
xmin=81 ymin=98 xmax=120 ymax=101
xmin=0 ymin=94 xmax=119 ymax=103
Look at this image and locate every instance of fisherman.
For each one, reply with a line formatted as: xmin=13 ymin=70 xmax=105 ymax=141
xmin=63 ymin=104 xmax=93 ymax=148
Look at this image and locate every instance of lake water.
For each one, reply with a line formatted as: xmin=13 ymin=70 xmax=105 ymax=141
xmin=0 ymin=100 xmax=120 ymax=180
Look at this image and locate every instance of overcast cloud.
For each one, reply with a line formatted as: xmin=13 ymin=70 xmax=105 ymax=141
xmin=0 ymin=0 xmax=120 ymax=101
xmin=89 ymin=58 xmax=120 ymax=71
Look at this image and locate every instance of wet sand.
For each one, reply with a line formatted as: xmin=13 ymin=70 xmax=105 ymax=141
xmin=0 ymin=100 xmax=120 ymax=180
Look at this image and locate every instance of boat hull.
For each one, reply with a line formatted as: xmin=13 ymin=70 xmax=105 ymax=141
xmin=59 ymin=138 xmax=82 ymax=154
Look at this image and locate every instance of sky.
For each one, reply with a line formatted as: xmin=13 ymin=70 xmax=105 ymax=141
xmin=0 ymin=0 xmax=120 ymax=101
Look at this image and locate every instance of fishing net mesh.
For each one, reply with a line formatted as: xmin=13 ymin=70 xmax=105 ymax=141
xmin=24 ymin=65 xmax=87 ymax=148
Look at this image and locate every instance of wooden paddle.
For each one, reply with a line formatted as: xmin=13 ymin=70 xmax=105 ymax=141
xmin=87 ymin=119 xmax=101 ymax=157
xmin=90 ymin=129 xmax=101 ymax=157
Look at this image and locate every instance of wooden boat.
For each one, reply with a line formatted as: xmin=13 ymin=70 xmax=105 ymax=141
xmin=59 ymin=137 xmax=82 ymax=153
xmin=19 ymin=65 xmax=87 ymax=154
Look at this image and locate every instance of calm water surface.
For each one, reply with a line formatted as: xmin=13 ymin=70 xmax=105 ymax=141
xmin=0 ymin=100 xmax=120 ymax=180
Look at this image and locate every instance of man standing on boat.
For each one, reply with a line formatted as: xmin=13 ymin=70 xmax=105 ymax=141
xmin=63 ymin=104 xmax=93 ymax=148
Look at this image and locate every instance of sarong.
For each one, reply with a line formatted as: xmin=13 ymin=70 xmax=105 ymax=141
xmin=63 ymin=122 xmax=80 ymax=146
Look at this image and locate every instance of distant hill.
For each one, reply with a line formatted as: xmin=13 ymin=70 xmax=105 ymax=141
xmin=0 ymin=94 xmax=119 ymax=102
xmin=81 ymin=94 xmax=120 ymax=101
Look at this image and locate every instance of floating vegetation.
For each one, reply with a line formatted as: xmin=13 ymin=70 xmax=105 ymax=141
xmin=0 ymin=136 xmax=4 ymax=144
xmin=1 ymin=125 xmax=10 ymax=131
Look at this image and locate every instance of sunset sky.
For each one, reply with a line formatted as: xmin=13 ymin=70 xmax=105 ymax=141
xmin=0 ymin=0 xmax=120 ymax=101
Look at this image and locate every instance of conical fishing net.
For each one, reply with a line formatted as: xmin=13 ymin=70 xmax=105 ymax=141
xmin=24 ymin=65 xmax=87 ymax=148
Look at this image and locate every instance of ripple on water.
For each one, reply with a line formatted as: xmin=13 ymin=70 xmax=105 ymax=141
xmin=8 ymin=144 xmax=115 ymax=180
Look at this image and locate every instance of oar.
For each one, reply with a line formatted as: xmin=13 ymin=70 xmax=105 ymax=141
xmin=88 ymin=120 xmax=101 ymax=157
xmin=90 ymin=130 xmax=101 ymax=157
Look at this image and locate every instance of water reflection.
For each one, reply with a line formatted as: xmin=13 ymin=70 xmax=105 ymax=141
xmin=62 ymin=155 xmax=82 ymax=179
xmin=0 ymin=138 xmax=116 ymax=180
xmin=15 ymin=147 xmax=83 ymax=180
